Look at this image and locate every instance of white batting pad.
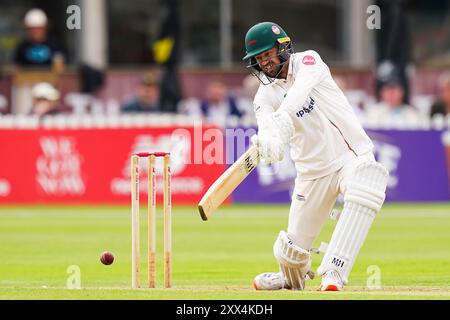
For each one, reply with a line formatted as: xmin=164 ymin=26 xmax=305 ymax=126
xmin=273 ymin=231 xmax=311 ymax=290
xmin=344 ymin=161 xmax=388 ymax=213
xmin=317 ymin=161 xmax=388 ymax=284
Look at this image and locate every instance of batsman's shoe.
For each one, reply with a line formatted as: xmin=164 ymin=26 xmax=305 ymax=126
xmin=318 ymin=270 xmax=344 ymax=291
xmin=253 ymin=272 xmax=288 ymax=290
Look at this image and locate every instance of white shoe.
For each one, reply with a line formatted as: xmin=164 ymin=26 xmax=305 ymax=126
xmin=318 ymin=270 xmax=344 ymax=291
xmin=253 ymin=272 xmax=287 ymax=290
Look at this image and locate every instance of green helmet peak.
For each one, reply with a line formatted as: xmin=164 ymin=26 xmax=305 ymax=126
xmin=242 ymin=22 xmax=290 ymax=61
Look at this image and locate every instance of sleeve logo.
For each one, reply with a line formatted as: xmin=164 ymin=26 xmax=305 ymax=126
xmin=302 ymin=55 xmax=316 ymax=65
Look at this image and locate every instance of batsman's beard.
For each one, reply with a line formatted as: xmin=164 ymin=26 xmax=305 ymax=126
xmin=262 ymin=61 xmax=285 ymax=79
xmin=262 ymin=63 xmax=274 ymax=76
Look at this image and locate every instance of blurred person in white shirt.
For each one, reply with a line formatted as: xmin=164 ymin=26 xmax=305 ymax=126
xmin=367 ymin=77 xmax=420 ymax=128
xmin=29 ymin=82 xmax=64 ymax=118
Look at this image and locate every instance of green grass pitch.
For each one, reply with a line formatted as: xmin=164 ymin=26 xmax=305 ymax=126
xmin=0 ymin=203 xmax=449 ymax=300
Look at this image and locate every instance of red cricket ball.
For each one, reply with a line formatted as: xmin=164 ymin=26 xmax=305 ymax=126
xmin=100 ymin=251 xmax=114 ymax=265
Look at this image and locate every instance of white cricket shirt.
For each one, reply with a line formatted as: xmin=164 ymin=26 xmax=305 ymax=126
xmin=253 ymin=50 xmax=374 ymax=180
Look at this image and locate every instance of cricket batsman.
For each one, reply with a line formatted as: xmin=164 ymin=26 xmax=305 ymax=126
xmin=244 ymin=22 xmax=389 ymax=291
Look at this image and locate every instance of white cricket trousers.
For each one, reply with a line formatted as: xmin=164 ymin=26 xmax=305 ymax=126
xmin=287 ymin=152 xmax=375 ymax=250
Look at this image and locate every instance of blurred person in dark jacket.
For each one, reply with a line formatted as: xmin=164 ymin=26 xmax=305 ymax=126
xmin=13 ymin=8 xmax=65 ymax=67
xmin=430 ymin=72 xmax=450 ymax=118
xmin=121 ymin=73 xmax=162 ymax=113
xmin=199 ymin=80 xmax=242 ymax=125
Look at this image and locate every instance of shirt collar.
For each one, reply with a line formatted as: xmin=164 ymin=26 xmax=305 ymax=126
xmin=287 ymin=56 xmax=293 ymax=77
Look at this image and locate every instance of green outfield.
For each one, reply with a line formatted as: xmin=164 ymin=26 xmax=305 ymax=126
xmin=0 ymin=203 xmax=449 ymax=300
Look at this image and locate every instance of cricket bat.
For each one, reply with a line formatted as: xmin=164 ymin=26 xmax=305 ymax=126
xmin=198 ymin=144 xmax=259 ymax=221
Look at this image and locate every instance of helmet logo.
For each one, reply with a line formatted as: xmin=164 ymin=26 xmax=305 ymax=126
xmin=248 ymin=39 xmax=257 ymax=46
xmin=271 ymin=25 xmax=281 ymax=35
xmin=302 ymin=55 xmax=316 ymax=65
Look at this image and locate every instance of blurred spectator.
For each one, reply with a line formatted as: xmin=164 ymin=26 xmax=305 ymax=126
xmin=29 ymin=82 xmax=63 ymax=118
xmin=375 ymin=0 xmax=411 ymax=104
xmin=179 ymin=80 xmax=242 ymax=125
xmin=80 ymin=64 xmax=105 ymax=95
xmin=237 ymin=74 xmax=259 ymax=117
xmin=13 ymin=8 xmax=64 ymax=67
xmin=197 ymin=80 xmax=243 ymax=125
xmin=430 ymin=72 xmax=450 ymax=118
xmin=121 ymin=73 xmax=162 ymax=113
xmin=367 ymin=77 xmax=420 ymax=127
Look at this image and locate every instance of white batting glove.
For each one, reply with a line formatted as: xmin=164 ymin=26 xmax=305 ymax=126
xmin=252 ymin=110 xmax=294 ymax=164
xmin=251 ymin=134 xmax=284 ymax=164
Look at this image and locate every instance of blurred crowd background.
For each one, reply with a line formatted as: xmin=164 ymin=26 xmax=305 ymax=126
xmin=0 ymin=0 xmax=450 ymax=205
xmin=0 ymin=0 xmax=449 ymax=128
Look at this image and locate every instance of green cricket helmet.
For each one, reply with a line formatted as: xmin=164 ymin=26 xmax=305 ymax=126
xmin=242 ymin=22 xmax=293 ymax=84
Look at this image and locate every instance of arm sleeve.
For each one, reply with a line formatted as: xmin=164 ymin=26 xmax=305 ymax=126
xmin=277 ymin=51 xmax=328 ymax=115
xmin=253 ymin=88 xmax=294 ymax=143
xmin=253 ymin=88 xmax=275 ymax=130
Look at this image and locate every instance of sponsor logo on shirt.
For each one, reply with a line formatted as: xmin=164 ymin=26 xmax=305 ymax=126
xmin=296 ymin=97 xmax=315 ymax=118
